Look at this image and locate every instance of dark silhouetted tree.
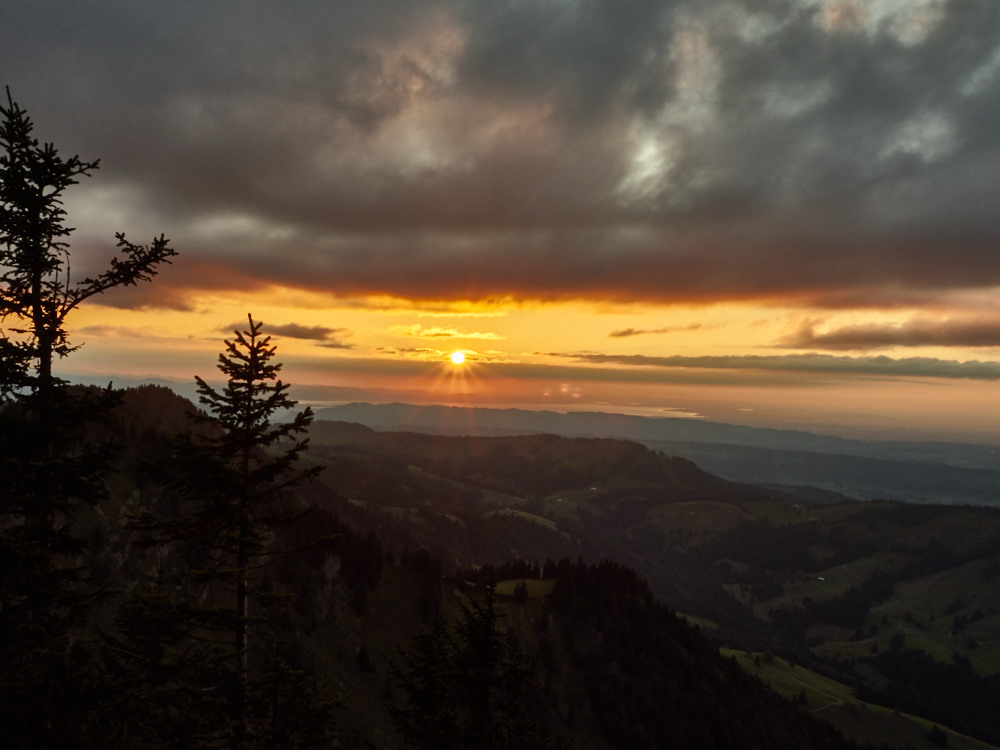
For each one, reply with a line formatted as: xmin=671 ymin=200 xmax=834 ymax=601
xmin=0 ymin=87 xmax=175 ymax=747
xmin=0 ymin=87 xmax=175 ymax=406
xmin=123 ymin=315 xmax=328 ymax=747
xmin=390 ymin=583 xmax=547 ymax=750
xmin=927 ymin=724 xmax=949 ymax=747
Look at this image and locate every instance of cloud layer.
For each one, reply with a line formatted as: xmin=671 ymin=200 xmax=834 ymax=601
xmin=3 ymin=0 xmax=1000 ymax=309
xmin=549 ymin=351 xmax=1000 ymax=380
xmin=609 ymin=324 xmax=703 ymax=338
xmin=784 ymin=317 xmax=1000 ymax=350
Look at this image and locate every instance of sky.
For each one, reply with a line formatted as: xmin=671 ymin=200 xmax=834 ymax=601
xmin=4 ymin=0 xmax=1000 ymax=442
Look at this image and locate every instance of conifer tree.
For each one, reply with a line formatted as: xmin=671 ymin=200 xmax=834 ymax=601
xmin=390 ymin=583 xmax=545 ymax=750
xmin=191 ymin=313 xmax=319 ymax=742
xmin=124 ymin=314 xmax=327 ymax=747
xmin=0 ymin=88 xmax=175 ymax=747
xmin=0 ymin=87 xmax=175 ymax=406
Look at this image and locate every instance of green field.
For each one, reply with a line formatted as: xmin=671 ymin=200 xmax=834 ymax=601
xmin=723 ymin=649 xmax=999 ymax=750
xmin=494 ymin=578 xmax=557 ymax=598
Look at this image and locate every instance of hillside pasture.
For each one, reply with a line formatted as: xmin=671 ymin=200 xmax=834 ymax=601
xmin=633 ymin=500 xmax=753 ymax=549
xmin=751 ymin=553 xmax=900 ymax=619
xmin=494 ymin=578 xmax=556 ymax=599
xmin=488 ymin=508 xmax=564 ymax=534
xmin=724 ymin=650 xmax=999 ymax=750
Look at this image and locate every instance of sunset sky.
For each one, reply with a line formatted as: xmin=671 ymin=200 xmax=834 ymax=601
xmin=4 ymin=1 xmax=1000 ymax=442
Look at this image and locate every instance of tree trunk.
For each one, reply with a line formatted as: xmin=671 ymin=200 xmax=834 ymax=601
xmin=234 ymin=446 xmax=251 ymax=747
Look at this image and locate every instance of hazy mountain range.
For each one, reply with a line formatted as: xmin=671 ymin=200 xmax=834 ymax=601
xmin=315 ymin=402 xmax=1000 ymax=506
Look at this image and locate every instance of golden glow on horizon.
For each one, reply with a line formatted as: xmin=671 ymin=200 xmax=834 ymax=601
xmin=57 ymin=285 xmax=1000 ymax=443
xmin=70 ymin=288 xmax=1000 ymax=374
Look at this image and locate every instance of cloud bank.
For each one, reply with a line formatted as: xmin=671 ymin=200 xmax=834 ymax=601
xmin=549 ymin=351 xmax=1000 ymax=380
xmin=221 ymin=321 xmax=354 ymax=348
xmin=3 ymin=0 xmax=1000 ymax=308
xmin=783 ymin=318 xmax=1000 ymax=350
xmin=609 ymin=324 xmax=703 ymax=338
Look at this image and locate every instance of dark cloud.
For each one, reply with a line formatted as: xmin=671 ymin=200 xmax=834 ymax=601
xmin=547 ymin=351 xmax=1000 ymax=380
xmin=456 ymin=0 xmax=677 ymax=121
xmin=609 ymin=324 xmax=702 ymax=338
xmin=782 ymin=318 xmax=1000 ymax=350
xmin=4 ymin=1 xmax=1000 ymax=306
xmin=315 ymin=339 xmax=354 ymax=350
xmin=215 ymin=320 xmax=353 ymax=348
xmin=266 ymin=323 xmax=352 ymax=344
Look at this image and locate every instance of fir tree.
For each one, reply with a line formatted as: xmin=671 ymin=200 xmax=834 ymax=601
xmin=390 ymin=583 xmax=546 ymax=750
xmin=0 ymin=87 xmax=175 ymax=747
xmin=124 ymin=315 xmax=328 ymax=748
xmin=0 ymin=87 xmax=175 ymax=406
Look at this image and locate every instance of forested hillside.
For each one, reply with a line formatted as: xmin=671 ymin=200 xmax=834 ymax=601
xmin=3 ymin=383 xmax=863 ymax=748
xmin=299 ymin=419 xmax=1000 ymax=749
xmin=8 ymin=366 xmax=1000 ymax=748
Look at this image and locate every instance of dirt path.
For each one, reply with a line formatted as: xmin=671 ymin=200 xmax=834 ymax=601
xmin=785 ymin=672 xmax=844 ymax=713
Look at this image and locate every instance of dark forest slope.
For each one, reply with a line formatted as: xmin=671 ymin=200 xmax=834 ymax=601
xmin=17 ymin=385 xmax=992 ymax=748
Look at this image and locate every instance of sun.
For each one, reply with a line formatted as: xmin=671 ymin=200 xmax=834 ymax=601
xmin=450 ymin=350 xmax=465 ymax=365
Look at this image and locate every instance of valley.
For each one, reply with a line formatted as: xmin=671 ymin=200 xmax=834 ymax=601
xmin=301 ymin=413 xmax=1000 ymax=747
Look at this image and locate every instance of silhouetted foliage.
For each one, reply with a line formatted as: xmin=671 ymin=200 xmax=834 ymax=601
xmin=545 ymin=559 xmax=851 ymax=750
xmin=389 ymin=583 xmax=549 ymax=750
xmin=0 ymin=88 xmax=174 ymax=748
xmin=855 ymin=648 xmax=1000 ymax=744
xmin=122 ymin=316 xmax=329 ymax=747
xmin=927 ymin=724 xmax=948 ymax=747
xmin=0 ymin=87 xmax=175 ymax=403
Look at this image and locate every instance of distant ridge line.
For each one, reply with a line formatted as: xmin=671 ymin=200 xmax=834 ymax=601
xmin=314 ymin=401 xmax=1000 ymax=505
xmin=313 ymin=401 xmax=1000 ymax=467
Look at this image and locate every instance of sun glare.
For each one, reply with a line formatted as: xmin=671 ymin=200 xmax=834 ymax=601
xmin=450 ymin=350 xmax=465 ymax=365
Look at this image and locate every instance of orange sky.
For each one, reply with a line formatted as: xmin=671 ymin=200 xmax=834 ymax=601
xmin=58 ymin=284 xmax=1000 ymax=443
xmin=8 ymin=1 xmax=1000 ymax=444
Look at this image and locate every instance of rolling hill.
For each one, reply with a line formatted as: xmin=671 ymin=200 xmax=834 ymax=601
xmin=316 ymin=402 xmax=1000 ymax=505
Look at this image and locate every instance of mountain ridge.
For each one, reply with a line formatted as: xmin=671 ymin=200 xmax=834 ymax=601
xmin=314 ymin=402 xmax=1000 ymax=506
xmin=315 ymin=401 xmax=1000 ymax=467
